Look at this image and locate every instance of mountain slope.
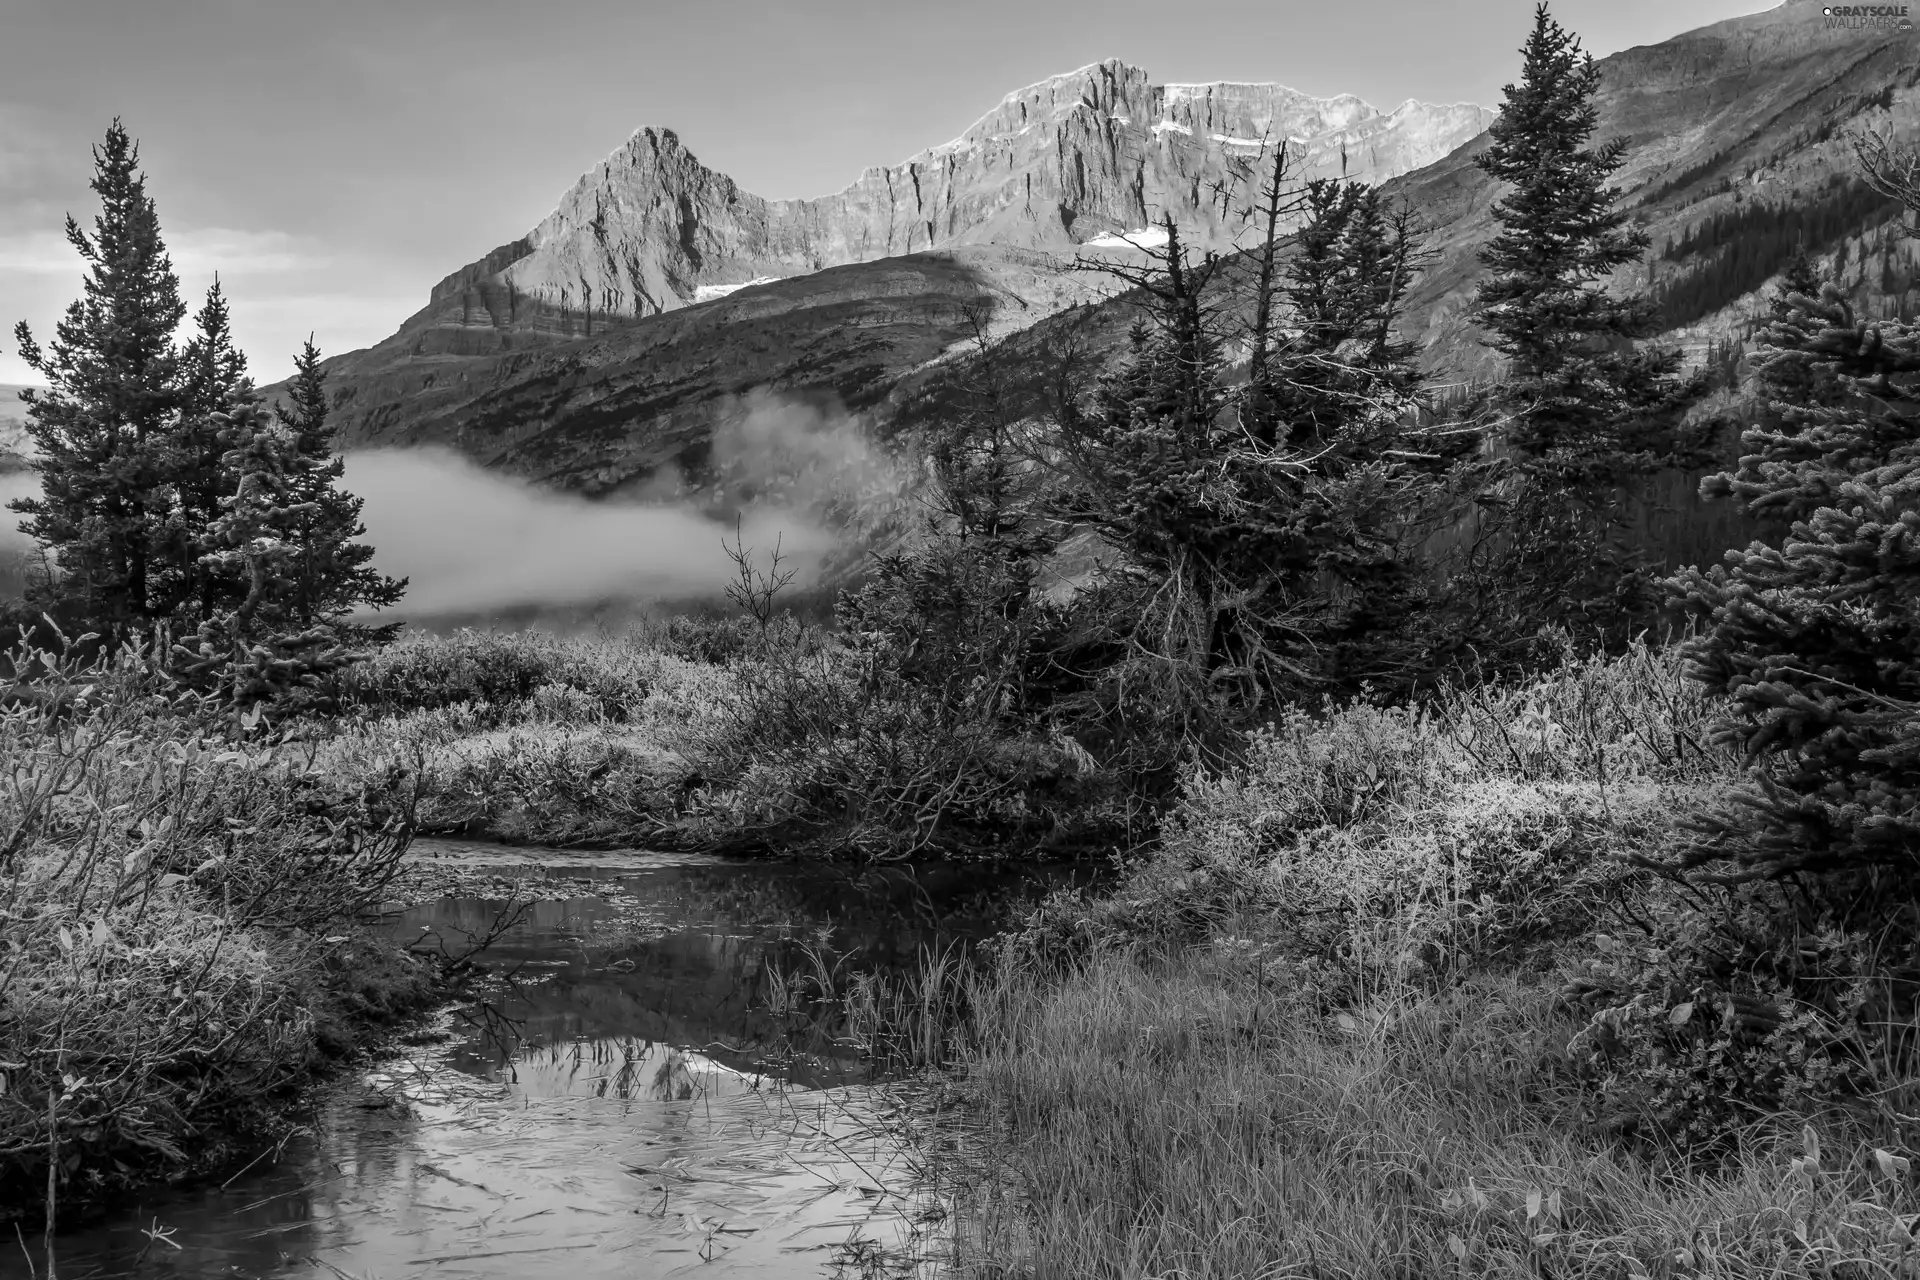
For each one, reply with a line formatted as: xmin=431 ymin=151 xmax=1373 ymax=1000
xmin=374 ymin=61 xmax=1490 ymax=367
xmin=1390 ymin=0 xmax=1918 ymax=378
xmin=326 ymin=246 xmax=1091 ymax=493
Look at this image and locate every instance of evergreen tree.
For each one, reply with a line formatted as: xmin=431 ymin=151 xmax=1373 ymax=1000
xmin=1702 ymin=255 xmax=1855 ymax=522
xmin=1054 ymin=220 xmax=1240 ymax=616
xmin=1261 ymin=179 xmax=1428 ymax=450
xmin=11 ymin=119 xmax=185 ymax=632
xmin=171 ymin=277 xmax=257 ymax=620
xmin=273 ymin=339 xmax=405 ymax=641
xmin=1474 ymin=4 xmax=1648 ymax=378
xmin=172 ymin=404 xmax=357 ymax=706
xmin=1053 ymin=212 xmax=1445 ymax=720
xmin=1472 ymin=2 xmax=1697 ymax=470
xmin=1670 ymin=206 xmax=1920 ymax=883
xmin=1456 ymin=5 xmax=1709 ymax=659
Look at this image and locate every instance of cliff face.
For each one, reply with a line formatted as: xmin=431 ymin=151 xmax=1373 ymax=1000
xmin=390 ymin=60 xmax=1491 ymax=360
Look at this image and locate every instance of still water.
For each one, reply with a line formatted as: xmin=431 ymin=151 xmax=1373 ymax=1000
xmin=37 ymin=840 xmax=1076 ymax=1280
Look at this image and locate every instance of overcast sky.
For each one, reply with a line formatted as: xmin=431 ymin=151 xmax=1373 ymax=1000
xmin=0 ymin=0 xmax=1777 ymax=386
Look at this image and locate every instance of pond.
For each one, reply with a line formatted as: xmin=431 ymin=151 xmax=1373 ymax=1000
xmin=35 ymin=839 xmax=1083 ymax=1280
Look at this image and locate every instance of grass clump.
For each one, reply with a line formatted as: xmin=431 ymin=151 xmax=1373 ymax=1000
xmin=957 ymin=952 xmax=1920 ymax=1280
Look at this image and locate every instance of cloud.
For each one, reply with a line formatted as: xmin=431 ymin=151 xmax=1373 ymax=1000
xmin=0 ymin=451 xmax=838 ymax=618
xmin=0 ymin=108 xmax=63 ymax=194
xmin=171 ymin=227 xmax=323 ymax=275
xmin=0 ymin=228 xmax=72 ymax=273
xmin=0 ymin=225 xmax=322 ymax=275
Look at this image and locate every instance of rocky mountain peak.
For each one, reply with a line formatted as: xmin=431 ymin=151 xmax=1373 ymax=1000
xmin=383 ymin=59 xmax=1493 ymax=362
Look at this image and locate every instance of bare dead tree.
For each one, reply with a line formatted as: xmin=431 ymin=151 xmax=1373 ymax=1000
xmin=722 ymin=517 xmax=796 ymax=632
xmin=1853 ymin=127 xmax=1920 ymax=235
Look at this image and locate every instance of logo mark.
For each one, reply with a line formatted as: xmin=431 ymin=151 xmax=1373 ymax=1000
xmin=1821 ymin=2 xmax=1914 ymax=27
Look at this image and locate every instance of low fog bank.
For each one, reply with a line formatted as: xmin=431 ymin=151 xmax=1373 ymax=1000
xmin=346 ymin=447 xmax=838 ymax=618
xmin=0 ymin=473 xmax=39 ymax=602
xmin=355 ymin=389 xmax=907 ymax=620
xmin=0 ymin=390 xmax=909 ymax=623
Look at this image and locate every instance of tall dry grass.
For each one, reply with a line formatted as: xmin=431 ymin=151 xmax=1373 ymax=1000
xmin=955 ymin=950 xmax=1920 ymax=1280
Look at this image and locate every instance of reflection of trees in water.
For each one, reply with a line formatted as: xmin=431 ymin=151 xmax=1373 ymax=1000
xmin=62 ymin=858 xmax=1091 ymax=1278
xmin=447 ymin=948 xmax=872 ymax=1088
xmin=398 ymin=859 xmax=1092 ymax=963
xmin=404 ymin=857 xmax=1098 ymax=1090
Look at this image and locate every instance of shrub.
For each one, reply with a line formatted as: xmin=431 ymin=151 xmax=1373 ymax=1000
xmin=1561 ymin=884 xmax=1920 ymax=1147
xmin=0 ymin=645 xmax=432 ymax=1211
xmin=682 ymin=635 xmax=1109 ymax=860
xmin=1007 ymin=642 xmax=1731 ymax=982
xmin=336 ymin=629 xmax=656 ymax=722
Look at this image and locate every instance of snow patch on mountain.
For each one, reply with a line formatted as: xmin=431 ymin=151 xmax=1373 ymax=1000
xmin=1082 ymin=226 xmax=1172 ymax=250
xmin=693 ymin=277 xmax=781 ymax=303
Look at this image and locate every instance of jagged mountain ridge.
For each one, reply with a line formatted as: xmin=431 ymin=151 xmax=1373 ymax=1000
xmin=304 ymin=3 xmax=1918 ymax=505
xmin=398 ymin=61 xmax=1491 ymax=360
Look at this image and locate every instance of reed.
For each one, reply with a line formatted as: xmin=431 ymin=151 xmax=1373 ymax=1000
xmin=766 ymin=938 xmax=980 ymax=1075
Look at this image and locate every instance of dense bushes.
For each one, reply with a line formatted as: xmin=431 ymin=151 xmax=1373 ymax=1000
xmin=1008 ymin=643 xmax=1725 ymax=977
xmin=328 ymin=622 xmax=1116 ymax=859
xmin=947 ymin=639 xmax=1920 ymax=1275
xmin=336 ymin=627 xmax=660 ymax=721
xmin=994 ymin=641 xmax=1916 ymax=1152
xmin=1561 ymin=884 xmax=1916 ymax=1146
xmin=0 ymin=645 xmax=434 ymax=1213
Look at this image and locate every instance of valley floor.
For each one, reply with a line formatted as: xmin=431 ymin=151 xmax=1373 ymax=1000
xmin=11 ymin=624 xmax=1917 ymax=1280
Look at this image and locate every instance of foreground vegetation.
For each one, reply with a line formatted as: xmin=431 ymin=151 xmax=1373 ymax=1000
xmin=902 ymin=645 xmax=1918 ymax=1278
xmin=0 ymin=645 xmax=440 ymax=1223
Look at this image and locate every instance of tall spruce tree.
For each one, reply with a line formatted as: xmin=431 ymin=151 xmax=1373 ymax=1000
xmin=11 ymin=119 xmax=185 ymax=632
xmin=273 ymin=339 xmax=405 ymax=640
xmin=1472 ymin=3 xmax=1696 ymax=470
xmin=1459 ymin=5 xmax=1706 ymax=658
xmin=172 ymin=277 xmax=257 ymax=620
xmin=1670 ymin=184 xmax=1920 ymax=884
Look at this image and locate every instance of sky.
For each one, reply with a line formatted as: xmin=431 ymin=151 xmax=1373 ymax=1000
xmin=0 ymin=0 xmax=1779 ymax=387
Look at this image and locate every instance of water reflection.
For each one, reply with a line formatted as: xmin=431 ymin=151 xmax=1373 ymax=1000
xmin=40 ymin=842 xmax=1082 ymax=1280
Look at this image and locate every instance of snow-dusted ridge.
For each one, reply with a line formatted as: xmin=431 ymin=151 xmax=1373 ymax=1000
xmin=896 ymin=59 xmax=1491 ymax=170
